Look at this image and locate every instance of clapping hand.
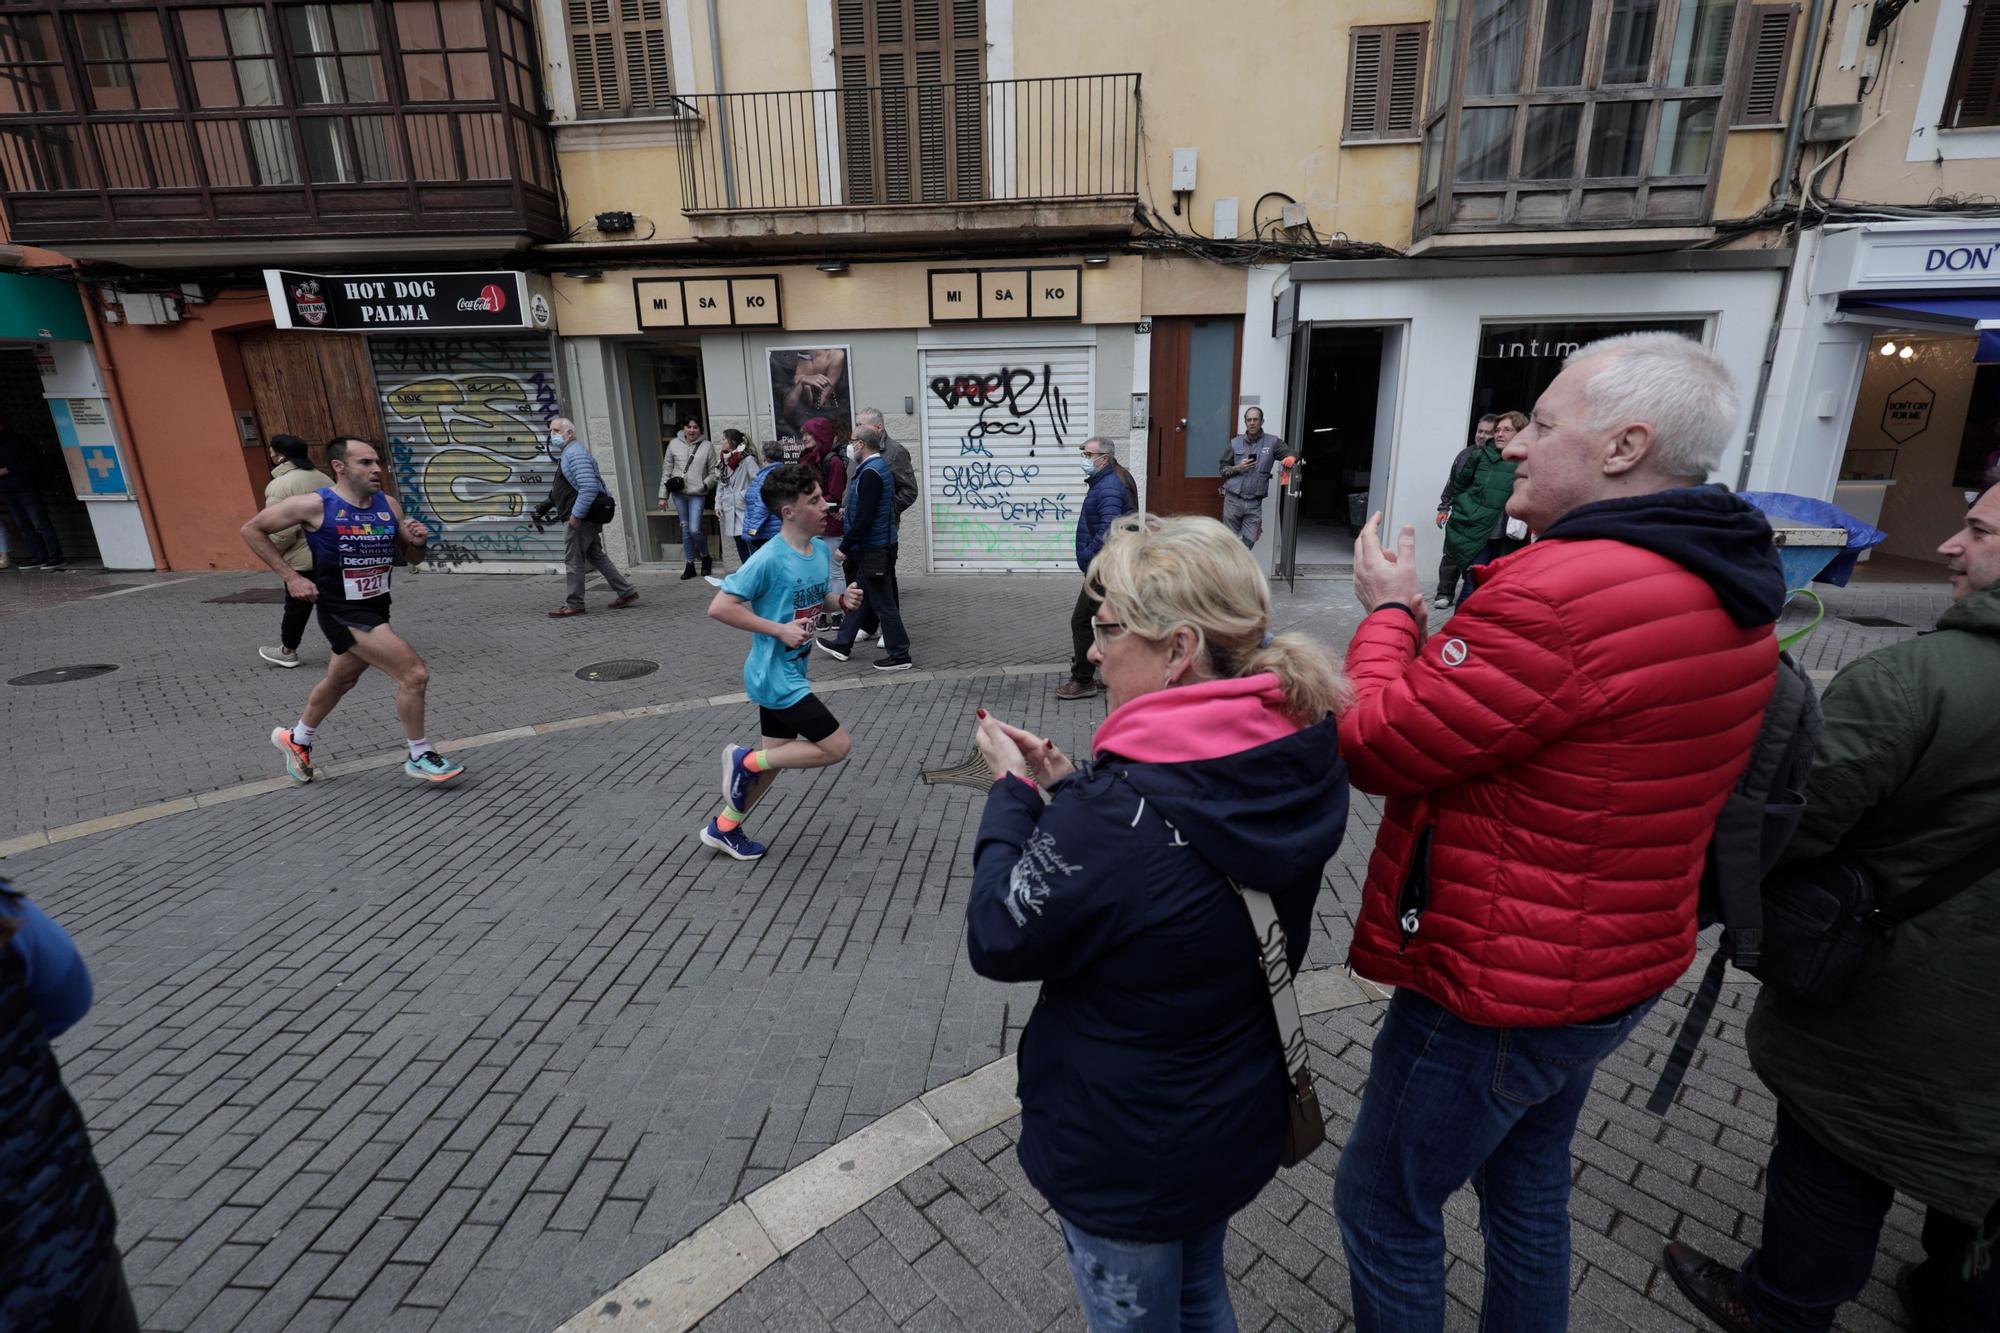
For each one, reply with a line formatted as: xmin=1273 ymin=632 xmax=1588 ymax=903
xmin=1353 ymin=512 xmax=1424 ymax=619
xmin=841 ymin=582 xmax=864 ymax=611
xmin=974 ymin=711 xmax=1076 ymax=787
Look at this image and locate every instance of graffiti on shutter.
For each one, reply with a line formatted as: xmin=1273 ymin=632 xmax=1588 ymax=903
xmin=371 ymin=335 xmax=566 ymax=568
xmin=921 ymin=346 xmax=1092 ymax=572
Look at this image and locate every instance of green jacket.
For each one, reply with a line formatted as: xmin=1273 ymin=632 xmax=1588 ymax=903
xmin=1441 ymin=442 xmax=1517 ymax=566
xmin=1746 ymin=582 xmax=2000 ymax=1225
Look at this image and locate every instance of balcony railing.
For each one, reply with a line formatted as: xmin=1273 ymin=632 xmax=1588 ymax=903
xmin=673 ymin=74 xmax=1141 ymax=214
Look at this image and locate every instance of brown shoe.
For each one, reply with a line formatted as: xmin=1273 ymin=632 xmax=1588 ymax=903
xmin=1055 ymin=679 xmax=1097 ymax=700
xmin=609 ymin=591 xmax=639 ymax=609
xmin=548 ymin=606 xmax=586 ymax=617
xmin=1662 ymin=1243 xmax=1764 ymax=1332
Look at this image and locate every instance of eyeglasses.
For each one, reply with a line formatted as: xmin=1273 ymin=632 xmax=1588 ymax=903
xmin=1090 ymin=619 xmax=1131 ymax=648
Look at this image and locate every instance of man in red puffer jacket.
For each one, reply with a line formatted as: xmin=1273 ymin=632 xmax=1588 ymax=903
xmin=1330 ymin=332 xmax=1788 ymax=1333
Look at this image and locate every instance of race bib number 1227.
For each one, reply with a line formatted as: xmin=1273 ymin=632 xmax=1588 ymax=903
xmin=343 ymin=564 xmax=390 ymax=600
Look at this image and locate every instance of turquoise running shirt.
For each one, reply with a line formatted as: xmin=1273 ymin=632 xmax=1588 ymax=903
xmin=720 ymin=535 xmax=832 ymax=709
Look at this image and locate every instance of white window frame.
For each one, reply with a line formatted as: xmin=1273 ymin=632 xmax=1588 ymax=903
xmin=1905 ymin=0 xmax=2000 ymax=161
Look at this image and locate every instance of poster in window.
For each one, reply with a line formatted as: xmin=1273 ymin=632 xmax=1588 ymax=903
xmin=769 ymin=346 xmax=853 ymax=442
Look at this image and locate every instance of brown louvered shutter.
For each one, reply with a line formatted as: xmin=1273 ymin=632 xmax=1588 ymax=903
xmin=835 ymin=0 xmax=982 ymax=203
xmin=1731 ymin=5 xmax=1795 ymax=127
xmin=1346 ymin=23 xmax=1425 ymax=141
xmin=566 ymin=0 xmax=670 ymax=118
xmin=1946 ymin=0 xmax=2000 ymax=129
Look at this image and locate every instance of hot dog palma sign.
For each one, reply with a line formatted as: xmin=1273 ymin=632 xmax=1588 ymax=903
xmin=264 ymin=270 xmax=533 ymax=332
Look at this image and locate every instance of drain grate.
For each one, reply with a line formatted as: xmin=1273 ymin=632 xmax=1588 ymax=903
xmin=10 ymin=663 xmax=119 ymax=686
xmin=205 ymin=587 xmax=290 ymax=604
xmin=1839 ymin=615 xmax=1908 ymax=628
xmin=576 ymin=659 xmax=658 ymax=682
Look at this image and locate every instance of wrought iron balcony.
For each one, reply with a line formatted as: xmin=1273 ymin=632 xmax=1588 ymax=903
xmin=0 ymin=0 xmax=560 ymax=249
xmin=671 ymin=74 xmax=1141 ymax=240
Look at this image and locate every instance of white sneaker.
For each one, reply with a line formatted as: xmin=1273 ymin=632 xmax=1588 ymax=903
xmin=259 ymin=646 xmax=301 ymax=668
xmin=853 ymin=628 xmax=877 ymax=643
xmin=1430 ymin=596 xmax=1452 ymax=611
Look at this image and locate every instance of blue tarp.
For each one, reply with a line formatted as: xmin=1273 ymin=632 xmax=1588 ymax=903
xmin=1739 ymin=491 xmax=1887 ymax=588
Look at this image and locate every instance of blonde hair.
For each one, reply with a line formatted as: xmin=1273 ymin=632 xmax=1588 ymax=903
xmin=1086 ymin=514 xmax=1350 ymax=724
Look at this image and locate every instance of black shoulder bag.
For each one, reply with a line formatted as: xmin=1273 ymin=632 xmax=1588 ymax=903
xmin=1234 ymin=880 xmax=1327 ymax=1167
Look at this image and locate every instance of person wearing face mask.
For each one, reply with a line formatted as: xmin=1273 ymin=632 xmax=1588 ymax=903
xmin=816 ymin=424 xmax=910 ymax=670
xmin=256 ymin=434 xmax=334 ymax=669
xmin=1440 ymin=409 xmax=1527 ymax=608
xmin=544 ymin=416 xmax=638 ymax=617
xmin=662 ymin=417 xmax=720 ymax=579
xmin=1056 ymin=437 xmax=1137 ymax=701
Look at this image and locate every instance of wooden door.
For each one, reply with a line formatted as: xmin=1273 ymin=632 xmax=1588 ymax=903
xmin=1146 ymin=315 xmax=1242 ymax=519
xmin=236 ymin=329 xmax=384 ymax=494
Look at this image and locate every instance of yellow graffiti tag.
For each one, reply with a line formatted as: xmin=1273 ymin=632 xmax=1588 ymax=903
xmin=423 ymin=448 xmax=523 ymax=523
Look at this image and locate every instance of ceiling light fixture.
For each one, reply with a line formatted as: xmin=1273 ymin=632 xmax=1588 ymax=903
xmin=816 ymin=261 xmax=849 ymax=275
xmin=1880 ymin=341 xmax=1898 ymax=356
xmin=1900 ymin=344 xmax=1915 ymax=359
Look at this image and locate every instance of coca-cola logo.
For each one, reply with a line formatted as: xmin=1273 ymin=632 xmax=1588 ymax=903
xmin=292 ymin=280 xmax=327 ymax=327
xmin=456 ymin=283 xmax=510 ymax=314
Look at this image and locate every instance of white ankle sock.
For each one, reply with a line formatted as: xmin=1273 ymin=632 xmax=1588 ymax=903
xmin=292 ymin=721 xmax=316 ymax=746
xmin=408 ymin=737 xmax=430 ymax=761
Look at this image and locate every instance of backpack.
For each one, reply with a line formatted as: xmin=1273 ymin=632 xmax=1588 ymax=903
xmin=1645 ymin=647 xmax=1822 ymax=1114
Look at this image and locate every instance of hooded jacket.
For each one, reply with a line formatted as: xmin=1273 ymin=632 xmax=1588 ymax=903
xmin=1340 ymin=486 xmax=1786 ymax=1027
xmin=1746 ymin=581 xmax=2000 ymax=1227
xmin=967 ymin=675 xmax=1348 ymax=1240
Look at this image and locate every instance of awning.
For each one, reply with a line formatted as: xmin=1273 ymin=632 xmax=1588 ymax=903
xmin=1839 ymin=293 xmax=2000 ymax=364
xmin=0 ymin=269 xmax=88 ymax=342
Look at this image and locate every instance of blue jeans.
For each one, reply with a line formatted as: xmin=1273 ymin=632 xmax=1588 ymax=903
xmin=1058 ymin=1216 xmax=1235 ymax=1332
xmin=672 ymin=491 xmax=706 ymax=561
xmin=1334 ymin=987 xmax=1654 ymax=1333
xmin=1739 ymin=1105 xmax=2000 ymax=1332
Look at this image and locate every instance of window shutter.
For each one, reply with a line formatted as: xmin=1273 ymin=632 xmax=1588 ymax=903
xmin=834 ymin=0 xmax=982 ymax=203
xmin=1731 ymin=5 xmax=1795 ymax=127
xmin=1346 ymin=24 xmax=1425 ymax=141
xmin=1946 ymin=0 xmax=2000 ymax=129
xmin=565 ymin=0 xmax=670 ymax=118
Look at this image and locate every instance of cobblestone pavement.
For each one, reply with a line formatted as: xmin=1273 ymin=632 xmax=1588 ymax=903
xmin=0 ymin=558 xmax=1954 ymax=1333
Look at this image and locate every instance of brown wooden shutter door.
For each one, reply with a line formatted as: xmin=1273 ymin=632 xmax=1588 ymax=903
xmin=1387 ymin=26 xmax=1424 ymax=134
xmin=1347 ymin=29 xmax=1383 ymax=137
xmin=1346 ymin=24 xmax=1424 ymax=141
xmin=834 ymin=0 xmax=983 ymax=204
xmin=1948 ymin=0 xmax=2000 ymax=128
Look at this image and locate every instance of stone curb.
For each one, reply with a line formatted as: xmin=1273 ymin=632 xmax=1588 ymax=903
xmin=0 ymin=663 xmax=1071 ymax=862
xmin=554 ymin=969 xmax=1390 ymax=1333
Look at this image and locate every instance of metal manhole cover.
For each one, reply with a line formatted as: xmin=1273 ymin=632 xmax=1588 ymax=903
xmin=1840 ymin=615 xmax=1908 ymax=628
xmin=576 ymin=659 xmax=658 ymax=682
xmin=205 ymin=587 xmax=290 ymax=604
xmin=10 ymin=663 xmax=120 ymax=686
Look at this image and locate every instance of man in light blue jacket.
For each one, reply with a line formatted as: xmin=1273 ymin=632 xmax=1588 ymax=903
xmin=546 ymin=416 xmax=638 ymax=618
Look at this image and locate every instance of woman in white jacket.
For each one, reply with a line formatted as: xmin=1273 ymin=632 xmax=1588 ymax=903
xmin=712 ymin=429 xmax=753 ymax=574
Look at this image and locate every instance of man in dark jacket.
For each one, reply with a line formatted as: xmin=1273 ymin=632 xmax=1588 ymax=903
xmin=1056 ymin=437 xmax=1137 ymax=701
xmin=1334 ymin=333 xmax=1785 ymax=1333
xmin=1664 ymin=484 xmax=2000 ymax=1333
xmin=0 ymin=427 xmax=64 ymax=568
xmin=1433 ymin=414 xmax=1497 ymax=605
xmin=849 ymin=407 xmax=919 ymax=647
xmin=818 ymin=424 xmax=911 ymax=670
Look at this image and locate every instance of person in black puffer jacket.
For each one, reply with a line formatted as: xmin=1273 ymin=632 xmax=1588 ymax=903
xmin=1 ymin=877 xmax=135 ymax=1332
xmin=967 ymin=514 xmax=1350 ymax=1331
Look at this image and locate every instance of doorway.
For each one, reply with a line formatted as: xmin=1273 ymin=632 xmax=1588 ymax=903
xmin=235 ymin=329 xmax=384 ymax=497
xmin=1147 ymin=315 xmax=1242 ymax=519
xmin=626 ymin=343 xmax=709 ymax=563
xmin=0 ymin=346 xmax=97 ymax=562
xmin=1289 ymin=328 xmax=1385 ymax=569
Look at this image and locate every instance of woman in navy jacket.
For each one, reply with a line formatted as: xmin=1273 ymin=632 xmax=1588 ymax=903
xmin=967 ymin=514 xmax=1350 ymax=1331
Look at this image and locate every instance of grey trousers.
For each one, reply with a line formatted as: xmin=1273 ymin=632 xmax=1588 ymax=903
xmin=1222 ymin=493 xmax=1264 ymax=548
xmin=564 ymin=520 xmax=635 ymax=609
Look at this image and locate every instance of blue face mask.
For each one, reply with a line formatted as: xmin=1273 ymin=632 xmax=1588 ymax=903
xmin=1082 ymin=455 xmax=1100 ymax=478
xmin=549 ymin=431 xmax=565 ymax=450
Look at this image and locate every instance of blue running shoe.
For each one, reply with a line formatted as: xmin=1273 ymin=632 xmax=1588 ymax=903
xmin=700 ymin=820 xmax=765 ymax=861
xmin=404 ymin=751 xmax=465 ymax=783
xmin=722 ymin=745 xmax=758 ymax=812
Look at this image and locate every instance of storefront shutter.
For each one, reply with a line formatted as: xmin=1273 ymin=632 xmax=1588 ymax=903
xmin=370 ymin=335 xmax=568 ymax=568
xmin=1948 ymin=0 xmax=2000 ymax=128
xmin=921 ymin=344 xmax=1094 ymax=573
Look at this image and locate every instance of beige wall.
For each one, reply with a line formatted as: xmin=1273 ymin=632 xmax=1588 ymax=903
xmin=552 ymin=254 xmax=1144 ymax=335
xmin=1847 ymin=332 xmax=1977 ymax=561
xmin=1805 ymin=0 xmax=2000 ymax=207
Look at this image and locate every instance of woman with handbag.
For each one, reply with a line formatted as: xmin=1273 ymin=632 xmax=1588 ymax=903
xmin=797 ymin=417 xmax=846 ymax=542
xmin=965 ymin=514 xmax=1350 ymax=1331
xmin=661 ymin=417 xmax=720 ymax=579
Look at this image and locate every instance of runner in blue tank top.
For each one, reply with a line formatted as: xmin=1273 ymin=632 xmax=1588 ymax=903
xmin=241 ymin=436 xmax=464 ymax=785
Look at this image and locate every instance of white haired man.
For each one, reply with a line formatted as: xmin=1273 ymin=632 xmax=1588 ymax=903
xmin=1332 ymin=333 xmax=1787 ymax=1331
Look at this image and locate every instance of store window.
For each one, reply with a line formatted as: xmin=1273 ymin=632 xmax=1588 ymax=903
xmin=1469 ymin=318 xmax=1707 ymax=426
xmin=1417 ymin=0 xmax=1793 ymax=235
xmin=1956 ymin=366 xmax=2000 ymax=489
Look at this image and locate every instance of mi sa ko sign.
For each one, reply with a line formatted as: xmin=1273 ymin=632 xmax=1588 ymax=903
xmin=264 ymin=270 xmax=551 ymax=332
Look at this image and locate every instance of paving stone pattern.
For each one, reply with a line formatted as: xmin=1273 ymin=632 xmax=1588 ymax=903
xmin=1 ymin=562 xmax=1953 ymax=1333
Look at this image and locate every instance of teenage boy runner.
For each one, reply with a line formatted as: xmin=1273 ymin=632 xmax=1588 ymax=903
xmin=702 ymin=463 xmax=863 ymax=861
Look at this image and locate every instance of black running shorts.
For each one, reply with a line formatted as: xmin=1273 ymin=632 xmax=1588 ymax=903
xmin=758 ymin=694 xmax=839 ymax=744
xmin=316 ymin=601 xmax=390 ymax=655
